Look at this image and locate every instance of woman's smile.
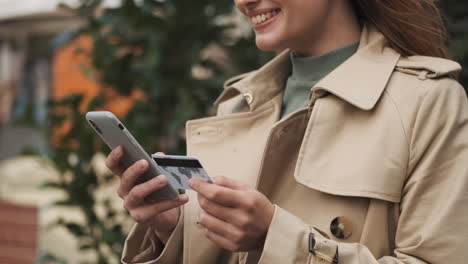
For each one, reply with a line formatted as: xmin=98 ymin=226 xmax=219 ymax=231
xmin=248 ymin=8 xmax=281 ymax=30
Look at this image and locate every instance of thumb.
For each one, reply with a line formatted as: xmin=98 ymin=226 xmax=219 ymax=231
xmin=213 ymin=176 xmax=249 ymax=190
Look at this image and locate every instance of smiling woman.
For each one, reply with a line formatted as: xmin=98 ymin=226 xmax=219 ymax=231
xmin=109 ymin=0 xmax=468 ymax=263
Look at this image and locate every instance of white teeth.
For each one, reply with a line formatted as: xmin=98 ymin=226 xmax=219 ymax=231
xmin=255 ymin=15 xmax=262 ymax=22
xmin=251 ymin=10 xmax=279 ymax=25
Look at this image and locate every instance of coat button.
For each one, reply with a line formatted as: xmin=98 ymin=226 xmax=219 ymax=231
xmin=330 ymin=216 xmax=353 ymax=239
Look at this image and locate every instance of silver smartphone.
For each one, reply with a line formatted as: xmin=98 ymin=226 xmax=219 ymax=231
xmin=86 ymin=111 xmax=180 ymax=200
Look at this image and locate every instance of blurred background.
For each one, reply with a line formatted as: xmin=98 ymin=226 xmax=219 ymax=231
xmin=0 ymin=0 xmax=466 ymax=263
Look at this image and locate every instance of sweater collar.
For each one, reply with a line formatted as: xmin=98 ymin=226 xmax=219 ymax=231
xmin=289 ymin=41 xmax=359 ymax=83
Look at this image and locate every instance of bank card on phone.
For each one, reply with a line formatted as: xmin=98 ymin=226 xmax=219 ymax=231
xmin=151 ymin=154 xmax=213 ymax=190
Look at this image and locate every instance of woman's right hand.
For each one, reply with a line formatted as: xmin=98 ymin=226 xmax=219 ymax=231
xmin=105 ymin=146 xmax=189 ymax=244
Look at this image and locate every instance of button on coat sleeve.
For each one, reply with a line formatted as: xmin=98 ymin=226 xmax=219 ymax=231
xmin=243 ymin=79 xmax=468 ymax=264
xmin=249 ymin=205 xmax=338 ymax=264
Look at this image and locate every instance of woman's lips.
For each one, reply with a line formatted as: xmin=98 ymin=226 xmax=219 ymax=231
xmin=248 ymin=8 xmax=281 ymax=29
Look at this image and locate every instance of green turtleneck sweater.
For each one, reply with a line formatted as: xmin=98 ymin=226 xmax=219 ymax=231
xmin=280 ymin=42 xmax=359 ymax=118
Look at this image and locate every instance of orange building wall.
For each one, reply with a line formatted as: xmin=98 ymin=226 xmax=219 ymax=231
xmin=53 ymin=35 xmax=144 ymax=115
xmin=52 ymin=35 xmax=144 ymax=146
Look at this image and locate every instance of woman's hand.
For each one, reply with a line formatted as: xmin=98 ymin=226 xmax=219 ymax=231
xmin=106 ymin=146 xmax=189 ymax=244
xmin=189 ymin=176 xmax=274 ymax=252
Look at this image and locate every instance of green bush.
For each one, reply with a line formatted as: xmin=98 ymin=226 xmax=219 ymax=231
xmin=441 ymin=0 xmax=468 ymax=90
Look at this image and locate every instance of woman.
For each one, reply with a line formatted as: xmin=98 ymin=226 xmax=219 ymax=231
xmin=106 ymin=0 xmax=468 ymax=263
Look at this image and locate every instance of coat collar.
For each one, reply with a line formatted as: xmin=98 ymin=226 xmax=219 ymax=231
xmin=215 ymin=25 xmax=401 ymax=111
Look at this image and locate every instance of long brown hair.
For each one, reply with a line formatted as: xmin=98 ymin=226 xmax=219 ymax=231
xmin=352 ymin=0 xmax=449 ymax=58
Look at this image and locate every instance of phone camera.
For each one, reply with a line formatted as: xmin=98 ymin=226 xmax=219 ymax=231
xmin=88 ymin=120 xmax=103 ymax=134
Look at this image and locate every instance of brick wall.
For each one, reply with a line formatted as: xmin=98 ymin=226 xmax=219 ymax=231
xmin=0 ymin=201 xmax=37 ymax=264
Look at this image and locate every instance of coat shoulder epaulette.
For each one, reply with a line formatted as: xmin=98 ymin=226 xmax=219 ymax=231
xmin=395 ymin=56 xmax=462 ymax=80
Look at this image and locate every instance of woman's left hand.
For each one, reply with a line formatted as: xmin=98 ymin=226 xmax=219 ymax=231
xmin=189 ymin=176 xmax=275 ymax=252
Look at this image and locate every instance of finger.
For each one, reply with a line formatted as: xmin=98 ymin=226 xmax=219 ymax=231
xmin=129 ymin=194 xmax=189 ymax=223
xmin=198 ymin=210 xmax=242 ymax=243
xmin=118 ymin=159 xmax=148 ymax=198
xmin=105 ymin=146 xmax=126 ymax=176
xmin=124 ymin=175 xmax=169 ymax=209
xmin=189 ymin=178 xmax=243 ymax=207
xmin=198 ymin=193 xmax=239 ymax=223
xmin=213 ymin=176 xmax=249 ymax=191
xmin=153 ymin=152 xmax=165 ymax=155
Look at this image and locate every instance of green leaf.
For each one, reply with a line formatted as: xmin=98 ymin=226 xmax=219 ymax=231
xmin=79 ymin=243 xmax=94 ymax=250
xmin=65 ymin=223 xmax=88 ymax=237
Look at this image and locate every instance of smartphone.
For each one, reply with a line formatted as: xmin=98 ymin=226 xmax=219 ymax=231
xmin=86 ymin=111 xmax=180 ymax=200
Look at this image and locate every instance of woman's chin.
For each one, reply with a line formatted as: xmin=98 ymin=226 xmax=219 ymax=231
xmin=255 ymin=38 xmax=283 ymax=52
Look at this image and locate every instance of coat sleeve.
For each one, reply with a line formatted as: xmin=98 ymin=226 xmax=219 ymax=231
xmin=245 ymin=79 xmax=468 ymax=264
xmin=121 ymin=209 xmax=184 ymax=264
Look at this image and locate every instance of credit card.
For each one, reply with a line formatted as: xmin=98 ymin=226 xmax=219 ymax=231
xmin=152 ymin=155 xmax=213 ymax=190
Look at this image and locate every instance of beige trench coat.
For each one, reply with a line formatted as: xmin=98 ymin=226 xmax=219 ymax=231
xmin=122 ymin=26 xmax=468 ymax=264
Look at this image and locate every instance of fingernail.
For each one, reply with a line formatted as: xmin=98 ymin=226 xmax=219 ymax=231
xmin=179 ymin=194 xmax=188 ymax=201
xmin=155 ymin=175 xmax=166 ymax=184
xmin=116 ymin=146 xmax=123 ymax=157
xmin=139 ymin=160 xmax=147 ymax=169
